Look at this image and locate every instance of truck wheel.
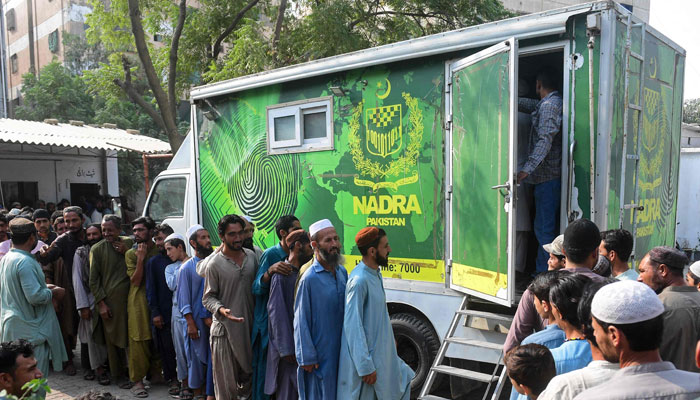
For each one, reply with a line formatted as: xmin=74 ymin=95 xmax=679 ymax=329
xmin=391 ymin=312 xmax=441 ymax=398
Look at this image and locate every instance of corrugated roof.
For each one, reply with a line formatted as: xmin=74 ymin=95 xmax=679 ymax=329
xmin=0 ymin=118 xmax=171 ymax=154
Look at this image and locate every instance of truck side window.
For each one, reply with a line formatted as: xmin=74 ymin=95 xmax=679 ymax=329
xmin=266 ymin=96 xmax=334 ymax=154
xmin=147 ymin=178 xmax=186 ymax=222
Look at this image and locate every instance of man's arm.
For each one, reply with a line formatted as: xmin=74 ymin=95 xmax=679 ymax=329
xmin=19 ymin=260 xmax=53 ymax=306
xmin=36 ymin=237 xmax=62 ymax=265
xmin=504 ymin=289 xmax=544 ymax=353
xmin=294 ymin=278 xmax=318 ymax=369
xmin=342 ymin=279 xmax=376 ymax=379
xmin=88 ymin=246 xmax=107 ymax=306
xmin=521 ymin=99 xmax=562 ymax=175
xmin=127 ymin=244 xmax=148 ymax=287
xmin=165 ymin=263 xmax=178 ymax=291
xmin=518 ymin=97 xmax=539 ymax=114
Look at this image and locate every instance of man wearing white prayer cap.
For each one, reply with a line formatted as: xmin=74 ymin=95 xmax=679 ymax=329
xmin=574 ymin=280 xmax=700 ymax=399
xmin=637 ymin=246 xmax=700 ymax=372
xmin=685 ymin=261 xmax=700 ymax=290
xmin=294 ymin=218 xmax=348 ymax=400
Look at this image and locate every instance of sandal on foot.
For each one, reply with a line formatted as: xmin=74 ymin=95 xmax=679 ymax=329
xmin=168 ymin=380 xmax=181 ymax=396
xmin=64 ymin=362 xmax=77 ymax=376
xmin=84 ymin=370 xmax=96 ymax=381
xmin=178 ymin=388 xmax=193 ymax=400
xmin=119 ymin=380 xmax=135 ymax=390
xmin=130 ymin=386 xmax=149 ymax=398
xmin=98 ymin=372 xmax=111 ymax=386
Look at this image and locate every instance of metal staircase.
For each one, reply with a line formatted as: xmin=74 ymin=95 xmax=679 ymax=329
xmin=419 ymin=296 xmax=513 ymax=400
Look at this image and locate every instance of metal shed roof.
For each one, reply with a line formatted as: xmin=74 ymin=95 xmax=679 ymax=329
xmin=0 ymin=118 xmax=171 ymax=154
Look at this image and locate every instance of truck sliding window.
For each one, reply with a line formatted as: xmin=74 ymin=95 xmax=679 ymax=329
xmin=266 ymin=96 xmax=334 ymax=154
xmin=146 ymin=177 xmax=186 ymax=222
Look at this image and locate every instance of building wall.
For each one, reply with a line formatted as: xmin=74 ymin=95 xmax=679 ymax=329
xmin=501 ymin=0 xmax=650 ymax=22
xmin=2 ymin=0 xmax=91 ymax=115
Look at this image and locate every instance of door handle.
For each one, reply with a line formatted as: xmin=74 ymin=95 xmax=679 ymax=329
xmin=491 ymin=182 xmax=510 ymax=190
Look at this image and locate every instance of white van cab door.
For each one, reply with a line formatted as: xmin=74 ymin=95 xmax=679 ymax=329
xmin=144 ymin=174 xmax=190 ymax=237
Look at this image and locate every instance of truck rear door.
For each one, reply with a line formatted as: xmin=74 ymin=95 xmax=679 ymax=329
xmin=447 ymin=39 xmax=518 ymax=307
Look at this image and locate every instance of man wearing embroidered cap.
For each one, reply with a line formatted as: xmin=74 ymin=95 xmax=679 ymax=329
xmin=0 ymin=217 xmax=68 ymax=376
xmin=637 ymin=246 xmax=700 ymax=372
xmin=176 ymin=224 xmax=214 ymax=398
xmin=164 ymin=233 xmax=191 ymax=398
xmin=574 ymin=280 xmax=700 ymax=399
xmin=294 ymin=219 xmax=348 ymax=400
xmin=265 ymin=229 xmax=313 ymax=400
xmin=337 ymin=227 xmax=414 ymax=399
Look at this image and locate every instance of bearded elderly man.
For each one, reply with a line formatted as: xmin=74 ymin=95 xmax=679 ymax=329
xmin=637 ymin=246 xmax=700 ymax=373
xmin=294 ymin=219 xmax=348 ymax=400
xmin=337 ymin=227 xmax=414 ymax=400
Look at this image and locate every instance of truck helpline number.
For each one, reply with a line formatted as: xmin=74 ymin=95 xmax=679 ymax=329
xmin=344 ymin=255 xmax=444 ymax=283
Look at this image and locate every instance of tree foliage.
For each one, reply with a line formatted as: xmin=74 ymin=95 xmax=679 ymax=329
xmin=684 ymin=98 xmax=700 ymax=124
xmin=83 ymin=0 xmax=512 ymax=153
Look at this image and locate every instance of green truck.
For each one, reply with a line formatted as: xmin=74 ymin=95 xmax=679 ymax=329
xmin=143 ymin=1 xmax=685 ymax=396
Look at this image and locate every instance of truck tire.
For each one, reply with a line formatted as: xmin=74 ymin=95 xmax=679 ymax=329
xmin=391 ymin=312 xmax=441 ymax=398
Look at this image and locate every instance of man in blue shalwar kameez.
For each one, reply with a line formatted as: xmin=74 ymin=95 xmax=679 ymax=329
xmin=252 ymin=215 xmax=301 ymax=400
xmin=337 ymin=227 xmax=414 ymax=399
xmin=177 ymin=225 xmax=214 ymax=398
xmin=294 ymin=219 xmax=347 ymax=400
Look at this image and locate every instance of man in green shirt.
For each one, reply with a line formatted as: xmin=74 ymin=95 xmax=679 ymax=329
xmin=125 ymin=216 xmax=162 ymax=397
xmin=89 ymin=215 xmax=132 ymax=387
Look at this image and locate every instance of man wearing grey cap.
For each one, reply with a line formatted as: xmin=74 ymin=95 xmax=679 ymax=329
xmin=637 ymin=246 xmax=700 ymax=373
xmin=574 ymin=280 xmax=700 ymax=399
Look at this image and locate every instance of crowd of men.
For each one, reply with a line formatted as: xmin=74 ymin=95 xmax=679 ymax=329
xmin=504 ymin=218 xmax=700 ymax=400
xmin=0 ymin=203 xmax=414 ymax=400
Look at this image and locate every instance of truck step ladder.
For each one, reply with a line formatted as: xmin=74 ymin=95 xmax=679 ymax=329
xmin=419 ymin=295 xmax=512 ymax=400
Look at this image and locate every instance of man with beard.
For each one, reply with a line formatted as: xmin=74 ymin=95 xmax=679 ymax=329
xmin=243 ymin=216 xmax=263 ymax=260
xmin=0 ymin=218 xmax=67 ymax=376
xmin=637 ymin=246 xmax=700 ymax=372
xmin=146 ymin=223 xmax=179 ymax=395
xmin=202 ymin=215 xmax=256 ymax=399
xmin=37 ymin=205 xmax=88 ymax=376
xmin=33 ymin=209 xmax=57 ymax=245
xmin=252 ymin=214 xmax=301 ymax=400
xmin=294 ymin=219 xmax=348 ymax=400
xmin=89 ymin=215 xmax=132 ymax=387
xmin=265 ymin=229 xmax=313 ymax=400
xmin=177 ymin=224 xmax=214 ymax=399
xmin=125 ymin=216 xmax=163 ymax=396
xmin=575 ymin=281 xmax=700 ymax=399
xmin=72 ymin=223 xmax=108 ymax=383
xmin=164 ymin=234 xmax=191 ymax=399
xmin=53 ymin=217 xmax=66 ymax=236
xmin=337 ymin=227 xmax=414 ymax=400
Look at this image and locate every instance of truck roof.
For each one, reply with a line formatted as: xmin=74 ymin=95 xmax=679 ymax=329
xmin=191 ymin=1 xmax=683 ymax=101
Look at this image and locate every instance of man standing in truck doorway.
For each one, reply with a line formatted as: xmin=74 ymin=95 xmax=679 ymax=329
xmin=517 ymin=66 xmax=563 ymax=275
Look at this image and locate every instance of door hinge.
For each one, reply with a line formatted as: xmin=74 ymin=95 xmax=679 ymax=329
xmin=446 ymin=258 xmax=453 ymax=274
xmin=446 ymin=185 xmax=453 ymax=201
xmin=445 ymin=114 xmax=452 ymax=131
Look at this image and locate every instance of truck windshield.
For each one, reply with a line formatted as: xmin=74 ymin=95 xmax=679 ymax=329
xmin=146 ymin=177 xmax=186 ymax=222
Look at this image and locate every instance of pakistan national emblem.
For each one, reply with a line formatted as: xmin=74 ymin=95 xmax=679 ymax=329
xmin=348 ymin=78 xmax=423 ymax=191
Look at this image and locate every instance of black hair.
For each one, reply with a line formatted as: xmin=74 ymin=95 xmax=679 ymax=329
xmin=131 ymin=216 xmax=155 ymax=230
xmin=596 ymin=314 xmax=664 ymax=352
xmin=563 ymin=218 xmax=601 ymax=264
xmin=102 ymin=214 xmax=122 ymax=228
xmin=504 ymin=344 xmax=556 ymax=396
xmin=10 ymin=231 xmax=34 ymax=246
xmin=154 ymin=223 xmax=174 ymax=236
xmin=646 ymin=246 xmax=689 ymax=277
xmin=357 ymin=229 xmax=387 ymax=256
xmin=600 ymin=229 xmax=634 ymax=262
xmin=87 ymin=223 xmax=101 ymax=231
xmin=548 ymin=273 xmax=592 ymax=328
xmin=577 ymin=279 xmax=615 ymax=347
xmin=50 ymin=210 xmax=63 ymax=223
xmin=165 ymin=238 xmax=186 ymax=251
xmin=536 ymin=66 xmax=560 ymax=91
xmin=0 ymin=214 xmax=6 ymax=224
xmin=0 ymin=339 xmax=34 ymax=376
xmin=218 ymin=214 xmax=246 ymax=237
xmin=527 ymin=270 xmax=571 ymax=302
xmin=274 ymin=215 xmax=299 ymax=240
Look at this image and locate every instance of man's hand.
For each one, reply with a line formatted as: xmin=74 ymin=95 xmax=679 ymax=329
xmin=269 ymin=261 xmax=293 ymax=276
xmin=203 ymin=317 xmax=212 ymax=327
xmin=112 ymin=238 xmax=127 ymax=254
xmin=153 ymin=315 xmax=164 ymax=329
xmin=51 ymin=286 xmax=65 ymax=302
xmin=361 ymin=371 xmax=377 ymax=385
xmin=218 ymin=307 xmax=244 ymax=323
xmin=136 ymin=243 xmax=148 ymax=261
xmin=517 ymin=171 xmax=529 ymax=184
xmin=98 ymin=301 xmax=113 ymax=321
xmin=300 ymin=364 xmax=318 ymax=373
xmin=39 ymin=244 xmax=50 ymax=257
xmin=186 ymin=320 xmax=199 ymax=339
xmin=283 ymin=355 xmax=296 ymax=365
xmin=79 ymin=308 xmax=91 ymax=320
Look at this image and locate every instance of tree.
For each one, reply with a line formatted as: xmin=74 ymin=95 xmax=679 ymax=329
xmin=684 ymin=98 xmax=700 ymax=124
xmin=14 ymin=61 xmax=94 ymax=123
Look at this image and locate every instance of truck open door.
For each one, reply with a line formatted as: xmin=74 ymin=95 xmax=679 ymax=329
xmin=447 ymin=38 xmax=518 ymax=307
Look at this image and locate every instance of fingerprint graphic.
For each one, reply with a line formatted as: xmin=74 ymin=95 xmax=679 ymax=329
xmin=228 ymin=139 xmax=302 ymax=235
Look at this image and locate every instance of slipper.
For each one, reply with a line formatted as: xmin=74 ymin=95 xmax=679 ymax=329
xmin=130 ymin=386 xmax=149 ymax=398
xmin=178 ymin=388 xmax=194 ymax=400
xmin=168 ymin=380 xmax=181 ymax=396
xmin=64 ymin=362 xmax=77 ymax=376
xmin=119 ymin=380 xmax=135 ymax=389
xmin=84 ymin=369 xmax=96 ymax=381
xmin=98 ymin=372 xmax=111 ymax=386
